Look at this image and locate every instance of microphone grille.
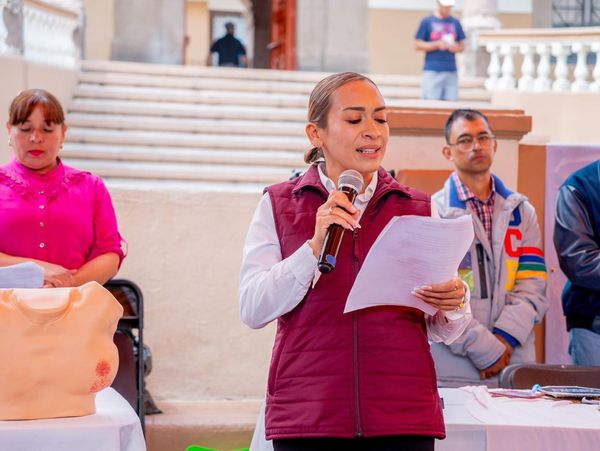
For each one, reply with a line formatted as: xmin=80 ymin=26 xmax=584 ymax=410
xmin=338 ymin=169 xmax=364 ymax=193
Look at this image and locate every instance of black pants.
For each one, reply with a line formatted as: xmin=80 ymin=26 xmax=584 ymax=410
xmin=273 ymin=435 xmax=435 ymax=451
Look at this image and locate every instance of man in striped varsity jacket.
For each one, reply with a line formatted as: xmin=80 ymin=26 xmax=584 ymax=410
xmin=431 ymin=109 xmax=548 ymax=387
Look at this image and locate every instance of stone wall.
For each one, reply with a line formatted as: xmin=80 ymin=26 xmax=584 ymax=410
xmin=296 ymin=0 xmax=369 ymax=72
xmin=111 ymin=186 xmax=274 ymax=401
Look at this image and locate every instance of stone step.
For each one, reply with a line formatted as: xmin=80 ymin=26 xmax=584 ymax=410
xmin=66 ymin=113 xmax=306 ymax=137
xmin=62 ymin=158 xmax=296 ymax=184
xmin=81 ymin=59 xmax=487 ymax=89
xmin=69 ymin=98 xmax=307 ymax=122
xmin=83 ymin=59 xmax=332 ymax=83
xmin=74 ymin=82 xmax=490 ymax=107
xmin=67 ymin=127 xmax=308 ymax=152
xmin=62 ymin=143 xmax=304 ymax=168
xmin=73 ymin=84 xmax=309 ymax=108
xmin=145 ymin=399 xmax=260 ymax=451
xmin=78 ymin=71 xmax=320 ymax=94
xmin=427 ymin=88 xmax=490 ymax=102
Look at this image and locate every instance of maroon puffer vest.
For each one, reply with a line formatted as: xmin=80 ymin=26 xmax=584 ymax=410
xmin=264 ymin=165 xmax=445 ymax=440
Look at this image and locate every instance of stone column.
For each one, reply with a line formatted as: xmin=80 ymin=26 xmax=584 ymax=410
xmin=532 ymin=0 xmax=552 ymax=28
xmin=251 ymin=0 xmax=271 ymax=69
xmin=111 ymin=0 xmax=185 ymax=64
xmin=296 ymin=0 xmax=368 ymax=73
xmin=459 ymin=0 xmax=501 ymax=77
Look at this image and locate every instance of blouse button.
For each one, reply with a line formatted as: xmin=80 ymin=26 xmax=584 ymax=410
xmin=39 ymin=222 xmax=45 ymax=228
xmin=39 ymin=243 xmax=45 ymax=249
xmin=39 ymin=205 xmax=45 ymax=210
xmin=39 ymin=190 xmax=44 ymax=195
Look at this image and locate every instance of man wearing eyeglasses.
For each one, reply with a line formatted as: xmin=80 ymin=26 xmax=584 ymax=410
xmin=430 ymin=109 xmax=548 ymax=387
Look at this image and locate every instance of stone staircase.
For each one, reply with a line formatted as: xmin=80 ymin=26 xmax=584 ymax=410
xmin=64 ymin=60 xmax=489 ymax=189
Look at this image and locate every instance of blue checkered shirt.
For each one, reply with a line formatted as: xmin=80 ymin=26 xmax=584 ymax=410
xmin=452 ymin=172 xmax=496 ymax=244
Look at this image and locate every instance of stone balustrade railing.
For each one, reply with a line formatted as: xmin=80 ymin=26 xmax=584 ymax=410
xmin=0 ymin=0 xmax=82 ymax=67
xmin=479 ymin=27 xmax=600 ymax=93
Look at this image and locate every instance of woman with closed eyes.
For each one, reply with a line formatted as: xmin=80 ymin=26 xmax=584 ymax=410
xmin=0 ymin=89 xmax=125 ymax=288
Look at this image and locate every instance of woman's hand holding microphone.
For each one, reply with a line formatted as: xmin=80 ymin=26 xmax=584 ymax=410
xmin=308 ymin=190 xmax=361 ymax=258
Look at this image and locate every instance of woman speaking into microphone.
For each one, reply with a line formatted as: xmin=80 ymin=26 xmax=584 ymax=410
xmin=239 ymin=72 xmax=470 ymax=451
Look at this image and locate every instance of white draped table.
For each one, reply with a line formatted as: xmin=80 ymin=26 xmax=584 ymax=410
xmin=439 ymin=387 xmax=600 ymax=451
xmin=250 ymin=387 xmax=600 ymax=451
xmin=0 ymin=388 xmax=146 ymax=451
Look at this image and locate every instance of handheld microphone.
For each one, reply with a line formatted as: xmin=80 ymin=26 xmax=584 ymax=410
xmin=318 ymin=169 xmax=364 ymax=274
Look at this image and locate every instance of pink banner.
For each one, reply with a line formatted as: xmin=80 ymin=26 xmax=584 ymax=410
xmin=544 ymin=145 xmax=600 ymax=363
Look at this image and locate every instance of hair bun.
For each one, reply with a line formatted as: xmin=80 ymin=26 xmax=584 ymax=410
xmin=304 ymin=147 xmax=322 ymax=164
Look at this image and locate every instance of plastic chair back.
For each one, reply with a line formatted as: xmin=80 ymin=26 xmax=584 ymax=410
xmin=104 ymin=279 xmax=145 ymax=430
xmin=499 ymin=363 xmax=600 ymax=389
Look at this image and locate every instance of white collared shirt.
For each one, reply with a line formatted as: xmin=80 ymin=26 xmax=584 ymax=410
xmin=239 ymin=165 xmax=471 ymax=344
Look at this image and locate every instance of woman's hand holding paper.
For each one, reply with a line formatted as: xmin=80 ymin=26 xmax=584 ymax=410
xmin=412 ymin=277 xmax=466 ymax=312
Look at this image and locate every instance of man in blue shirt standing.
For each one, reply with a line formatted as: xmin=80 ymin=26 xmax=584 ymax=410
xmin=415 ymin=0 xmax=466 ymax=101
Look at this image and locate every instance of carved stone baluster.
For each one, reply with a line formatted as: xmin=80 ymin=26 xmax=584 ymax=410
xmin=22 ymin=6 xmax=32 ymax=59
xmin=518 ymin=43 xmax=536 ymax=91
xmin=497 ymin=43 xmax=516 ymax=89
xmin=534 ymin=44 xmax=552 ymax=91
xmin=552 ymin=42 xmax=570 ymax=91
xmin=23 ymin=7 xmax=39 ymax=63
xmin=571 ymin=42 xmax=590 ymax=92
xmin=485 ymin=42 xmax=501 ymax=90
xmin=589 ymin=42 xmax=600 ymax=92
xmin=460 ymin=0 xmax=501 ymax=77
xmin=22 ymin=2 xmax=79 ymax=68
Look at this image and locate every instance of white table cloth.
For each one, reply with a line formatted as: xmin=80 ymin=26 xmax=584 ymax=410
xmin=0 ymin=388 xmax=146 ymax=451
xmin=251 ymin=387 xmax=600 ymax=451
xmin=439 ymin=387 xmax=600 ymax=451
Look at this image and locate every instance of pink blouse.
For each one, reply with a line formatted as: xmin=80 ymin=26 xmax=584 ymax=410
xmin=0 ymin=159 xmax=125 ymax=270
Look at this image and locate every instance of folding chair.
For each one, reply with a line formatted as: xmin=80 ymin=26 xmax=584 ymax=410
xmin=499 ymin=363 xmax=600 ymax=389
xmin=104 ymin=279 xmax=147 ymax=430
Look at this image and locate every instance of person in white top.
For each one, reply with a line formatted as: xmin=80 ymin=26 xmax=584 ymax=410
xmin=239 ymin=72 xmax=472 ymax=451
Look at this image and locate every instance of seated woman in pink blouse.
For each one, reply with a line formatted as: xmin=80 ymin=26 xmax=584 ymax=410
xmin=1 ymin=89 xmax=125 ymax=288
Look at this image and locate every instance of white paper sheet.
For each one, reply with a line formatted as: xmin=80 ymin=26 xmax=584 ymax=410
xmin=344 ymin=215 xmax=474 ymax=315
